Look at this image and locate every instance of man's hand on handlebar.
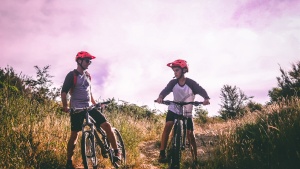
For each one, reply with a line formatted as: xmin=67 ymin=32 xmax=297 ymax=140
xmin=155 ymin=97 xmax=163 ymax=104
xmin=203 ymin=99 xmax=210 ymax=105
xmin=62 ymin=106 xmax=69 ymax=113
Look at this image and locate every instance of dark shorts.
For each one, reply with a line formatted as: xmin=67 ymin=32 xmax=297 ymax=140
xmin=166 ymin=110 xmax=194 ymax=131
xmin=70 ymin=108 xmax=107 ymax=131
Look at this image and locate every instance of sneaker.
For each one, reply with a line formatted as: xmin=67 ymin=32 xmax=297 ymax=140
xmin=101 ymin=149 xmax=108 ymax=158
xmin=158 ymin=155 xmax=168 ymax=163
xmin=65 ymin=162 xmax=75 ymax=169
xmin=192 ymin=160 xmax=198 ymax=168
xmin=113 ymin=152 xmax=121 ymax=162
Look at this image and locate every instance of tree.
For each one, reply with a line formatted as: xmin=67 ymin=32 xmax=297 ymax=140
xmin=246 ymin=101 xmax=263 ymax=112
xmin=0 ymin=66 xmax=27 ymax=94
xmin=25 ymin=65 xmax=61 ymax=102
xmin=219 ymin=85 xmax=253 ymax=120
xmin=268 ymin=61 xmax=300 ymax=102
xmin=194 ymin=106 xmax=209 ymax=124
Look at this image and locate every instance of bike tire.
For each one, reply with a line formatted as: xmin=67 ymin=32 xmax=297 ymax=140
xmin=81 ymin=131 xmax=98 ymax=169
xmin=170 ymin=120 xmax=182 ymax=169
xmin=113 ymin=128 xmax=126 ymax=168
xmin=108 ymin=128 xmax=126 ymax=168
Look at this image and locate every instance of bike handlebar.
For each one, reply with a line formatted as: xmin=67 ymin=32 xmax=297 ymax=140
xmin=70 ymin=101 xmax=111 ymax=113
xmin=154 ymin=100 xmax=203 ymax=106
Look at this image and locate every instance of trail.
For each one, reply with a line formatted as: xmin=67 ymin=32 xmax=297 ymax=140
xmin=138 ymin=125 xmax=219 ymax=168
xmin=74 ymin=125 xmax=220 ymax=169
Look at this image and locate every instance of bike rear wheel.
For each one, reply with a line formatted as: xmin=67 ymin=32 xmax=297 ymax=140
xmin=170 ymin=120 xmax=182 ymax=169
xmin=81 ymin=131 xmax=98 ymax=169
xmin=107 ymin=128 xmax=126 ymax=168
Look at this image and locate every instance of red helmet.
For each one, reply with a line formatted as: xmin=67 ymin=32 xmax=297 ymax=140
xmin=167 ymin=59 xmax=188 ymax=72
xmin=75 ymin=51 xmax=96 ymax=61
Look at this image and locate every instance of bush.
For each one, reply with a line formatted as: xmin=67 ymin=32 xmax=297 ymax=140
xmin=211 ymin=98 xmax=300 ymax=169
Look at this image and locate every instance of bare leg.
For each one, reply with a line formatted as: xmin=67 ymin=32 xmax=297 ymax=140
xmin=188 ymin=130 xmax=197 ymax=161
xmin=100 ymin=122 xmax=118 ymax=150
xmin=67 ymin=131 xmax=80 ymax=160
xmin=160 ymin=121 xmax=174 ymax=150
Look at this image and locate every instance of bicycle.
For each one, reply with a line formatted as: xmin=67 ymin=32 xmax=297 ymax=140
xmin=155 ymin=100 xmax=203 ymax=169
xmin=71 ymin=101 xmax=126 ymax=169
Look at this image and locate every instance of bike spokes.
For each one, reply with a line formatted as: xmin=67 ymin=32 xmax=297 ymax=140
xmin=112 ymin=128 xmax=126 ymax=168
xmin=82 ymin=131 xmax=97 ymax=169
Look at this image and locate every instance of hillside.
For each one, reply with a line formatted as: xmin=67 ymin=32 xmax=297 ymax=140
xmin=1 ymin=65 xmax=300 ymax=169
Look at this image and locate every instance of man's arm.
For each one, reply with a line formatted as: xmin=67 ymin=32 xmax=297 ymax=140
xmin=61 ymin=71 xmax=73 ymax=112
xmin=61 ymin=92 xmax=69 ymax=112
xmin=186 ymin=78 xmax=210 ymax=105
xmin=156 ymin=79 xmax=177 ymax=103
xmin=91 ymin=93 xmax=96 ymax=105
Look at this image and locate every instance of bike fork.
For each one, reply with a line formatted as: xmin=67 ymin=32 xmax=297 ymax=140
xmin=182 ymin=119 xmax=187 ymax=150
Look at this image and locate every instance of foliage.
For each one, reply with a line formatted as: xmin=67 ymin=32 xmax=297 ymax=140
xmin=194 ymin=106 xmax=209 ymax=124
xmin=219 ymin=85 xmax=253 ymax=120
xmin=0 ymin=66 xmax=28 ymax=95
xmin=105 ymin=98 xmax=161 ymax=122
xmin=0 ymin=65 xmax=165 ymax=169
xmin=25 ymin=65 xmax=61 ymax=102
xmin=246 ymin=101 xmax=263 ymax=112
xmin=210 ymin=98 xmax=300 ymax=169
xmin=269 ymin=61 xmax=300 ymax=102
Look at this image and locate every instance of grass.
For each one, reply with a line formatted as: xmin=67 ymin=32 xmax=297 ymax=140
xmin=1 ymin=69 xmax=300 ymax=168
xmin=0 ymin=86 xmax=165 ymax=169
xmin=205 ymin=98 xmax=300 ymax=169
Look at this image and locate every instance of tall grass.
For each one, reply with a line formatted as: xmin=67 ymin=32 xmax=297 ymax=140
xmin=0 ymin=91 xmax=67 ymax=169
xmin=208 ymin=98 xmax=300 ymax=169
xmin=0 ymin=86 xmax=164 ymax=168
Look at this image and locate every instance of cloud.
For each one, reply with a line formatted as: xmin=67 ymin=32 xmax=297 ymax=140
xmin=231 ymin=0 xmax=300 ymax=28
xmin=1 ymin=0 xmax=300 ymax=116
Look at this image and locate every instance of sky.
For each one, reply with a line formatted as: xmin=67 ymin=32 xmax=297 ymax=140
xmin=1 ymin=0 xmax=300 ymax=116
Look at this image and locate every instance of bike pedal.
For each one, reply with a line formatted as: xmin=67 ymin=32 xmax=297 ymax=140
xmin=102 ymin=154 xmax=108 ymax=158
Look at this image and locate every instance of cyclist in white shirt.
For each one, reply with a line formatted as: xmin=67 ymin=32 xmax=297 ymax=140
xmin=155 ymin=59 xmax=210 ymax=164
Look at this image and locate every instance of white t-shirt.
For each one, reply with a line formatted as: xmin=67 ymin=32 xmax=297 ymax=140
xmin=159 ymin=78 xmax=210 ymax=118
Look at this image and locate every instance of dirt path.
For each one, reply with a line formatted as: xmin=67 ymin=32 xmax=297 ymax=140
xmin=74 ymin=125 xmax=221 ymax=169
xmin=138 ymin=126 xmax=219 ymax=168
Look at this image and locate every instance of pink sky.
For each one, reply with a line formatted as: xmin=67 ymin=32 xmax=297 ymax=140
xmin=1 ymin=0 xmax=300 ymax=116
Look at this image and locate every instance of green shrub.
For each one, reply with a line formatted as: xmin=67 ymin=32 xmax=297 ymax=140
xmin=211 ymin=98 xmax=300 ymax=169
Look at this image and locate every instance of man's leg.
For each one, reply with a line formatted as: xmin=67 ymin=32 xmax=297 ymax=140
xmin=188 ymin=130 xmax=197 ymax=161
xmin=187 ymin=118 xmax=197 ymax=162
xmin=160 ymin=121 xmax=174 ymax=150
xmin=100 ymin=122 xmax=118 ymax=149
xmin=66 ymin=131 xmax=79 ymax=169
xmin=158 ymin=121 xmax=174 ymax=162
xmin=66 ymin=111 xmax=84 ymax=169
xmin=159 ymin=110 xmax=177 ymax=163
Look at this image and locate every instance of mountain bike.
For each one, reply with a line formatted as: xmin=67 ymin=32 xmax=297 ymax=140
xmin=71 ymin=101 xmax=126 ymax=169
xmin=156 ymin=100 xmax=203 ymax=169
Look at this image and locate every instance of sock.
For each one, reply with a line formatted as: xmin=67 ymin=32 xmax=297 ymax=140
xmin=114 ymin=149 xmax=119 ymax=155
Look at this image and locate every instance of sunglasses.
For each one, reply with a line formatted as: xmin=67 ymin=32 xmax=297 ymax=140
xmin=83 ymin=59 xmax=92 ymax=64
xmin=173 ymin=68 xmax=181 ymax=72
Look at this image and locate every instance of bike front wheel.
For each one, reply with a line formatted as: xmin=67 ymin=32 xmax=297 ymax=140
xmin=170 ymin=120 xmax=182 ymax=169
xmin=81 ymin=131 xmax=98 ymax=169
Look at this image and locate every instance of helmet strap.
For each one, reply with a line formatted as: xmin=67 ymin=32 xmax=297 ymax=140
xmin=77 ymin=59 xmax=86 ymax=70
xmin=179 ymin=69 xmax=185 ymax=79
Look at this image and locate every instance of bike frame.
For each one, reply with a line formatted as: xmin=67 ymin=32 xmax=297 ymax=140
xmin=156 ymin=100 xmax=203 ymax=169
xmin=173 ymin=104 xmax=189 ymax=149
xmin=72 ymin=101 xmax=112 ymax=169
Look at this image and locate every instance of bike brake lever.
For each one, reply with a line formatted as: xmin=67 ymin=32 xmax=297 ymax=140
xmin=194 ymin=101 xmax=203 ymax=106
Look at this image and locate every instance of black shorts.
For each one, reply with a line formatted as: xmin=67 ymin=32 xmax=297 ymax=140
xmin=166 ymin=110 xmax=194 ymax=131
xmin=70 ymin=108 xmax=107 ymax=131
